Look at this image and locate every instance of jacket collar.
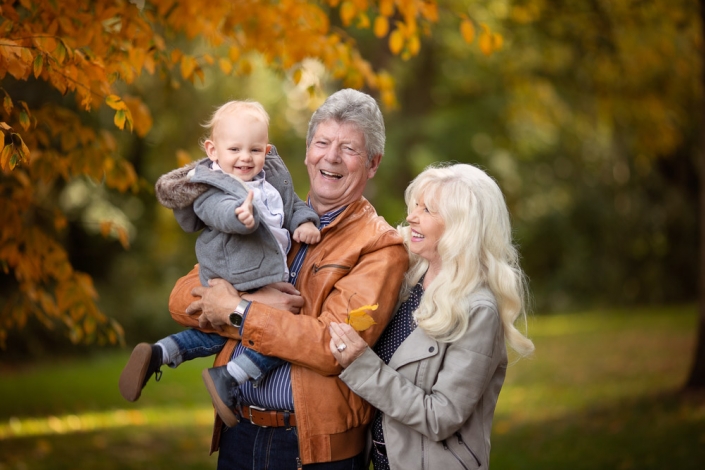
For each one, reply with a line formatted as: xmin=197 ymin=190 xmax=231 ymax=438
xmin=388 ymin=327 xmax=439 ymax=369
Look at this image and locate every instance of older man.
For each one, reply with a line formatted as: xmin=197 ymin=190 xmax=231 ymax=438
xmin=168 ymin=89 xmax=408 ymax=469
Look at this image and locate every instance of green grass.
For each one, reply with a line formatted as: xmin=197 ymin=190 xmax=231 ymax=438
xmin=1 ymin=305 xmax=703 ymax=469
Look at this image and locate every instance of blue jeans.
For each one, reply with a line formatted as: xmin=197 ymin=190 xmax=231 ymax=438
xmin=161 ymin=329 xmax=285 ymax=382
xmin=160 ymin=329 xmax=228 ymax=367
xmin=218 ymin=419 xmax=365 ymax=470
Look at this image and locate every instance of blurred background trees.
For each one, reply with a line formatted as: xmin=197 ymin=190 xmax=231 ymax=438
xmin=1 ymin=0 xmax=702 ymax=385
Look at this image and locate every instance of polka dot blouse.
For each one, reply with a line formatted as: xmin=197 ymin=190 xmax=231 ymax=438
xmin=370 ymin=276 xmax=425 ymax=469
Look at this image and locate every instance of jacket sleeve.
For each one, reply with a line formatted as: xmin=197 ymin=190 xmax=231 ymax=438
xmin=173 ymin=207 xmax=205 ymax=233
xmin=193 ymin=188 xmax=259 ymax=234
xmin=240 ymin=231 xmax=408 ymax=376
xmin=168 ymin=265 xmax=242 ymax=340
xmin=338 ymin=304 xmax=503 ymax=441
xmin=288 ymin=197 xmax=320 ymax=232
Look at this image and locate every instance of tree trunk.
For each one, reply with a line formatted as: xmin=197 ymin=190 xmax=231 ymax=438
xmin=685 ymin=0 xmax=705 ymax=389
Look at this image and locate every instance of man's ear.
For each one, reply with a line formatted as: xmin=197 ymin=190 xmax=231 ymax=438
xmin=204 ymin=140 xmax=217 ymax=161
xmin=366 ymin=154 xmax=382 ymax=179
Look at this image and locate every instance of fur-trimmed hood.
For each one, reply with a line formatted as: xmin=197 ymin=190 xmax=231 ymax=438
xmin=154 ymin=159 xmax=210 ymax=209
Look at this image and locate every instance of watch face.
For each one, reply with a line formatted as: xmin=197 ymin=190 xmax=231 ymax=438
xmin=229 ymin=312 xmax=243 ymax=328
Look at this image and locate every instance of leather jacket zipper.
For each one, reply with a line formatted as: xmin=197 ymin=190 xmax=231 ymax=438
xmin=312 ymin=263 xmax=350 ymax=273
xmin=456 ymin=432 xmax=481 ymax=467
xmin=442 ymin=440 xmax=470 ymax=470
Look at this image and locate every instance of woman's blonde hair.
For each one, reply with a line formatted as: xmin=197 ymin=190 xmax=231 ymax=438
xmin=199 ymin=100 xmax=270 ymax=151
xmin=399 ymin=163 xmax=534 ymax=356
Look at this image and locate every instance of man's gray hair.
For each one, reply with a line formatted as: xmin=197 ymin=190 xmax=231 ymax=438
xmin=306 ymin=89 xmax=385 ymax=163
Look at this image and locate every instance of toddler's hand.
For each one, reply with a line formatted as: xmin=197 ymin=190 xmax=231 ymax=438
xmin=293 ymin=222 xmax=321 ymax=244
xmin=235 ymin=190 xmax=255 ymax=229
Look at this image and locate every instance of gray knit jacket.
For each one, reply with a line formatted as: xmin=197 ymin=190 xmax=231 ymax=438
xmin=155 ymin=146 xmax=319 ymax=291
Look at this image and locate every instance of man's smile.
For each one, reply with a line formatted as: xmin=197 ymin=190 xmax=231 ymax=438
xmin=320 ymin=169 xmax=342 ymax=179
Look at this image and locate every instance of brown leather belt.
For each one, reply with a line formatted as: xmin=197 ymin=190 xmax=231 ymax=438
xmin=240 ymin=405 xmax=297 ymax=428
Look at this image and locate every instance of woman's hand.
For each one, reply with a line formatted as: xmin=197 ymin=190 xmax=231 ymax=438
xmin=329 ymin=322 xmax=368 ymax=368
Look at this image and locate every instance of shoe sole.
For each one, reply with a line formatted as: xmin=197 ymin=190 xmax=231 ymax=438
xmin=119 ymin=343 xmax=152 ymax=402
xmin=202 ymin=369 xmax=239 ymax=428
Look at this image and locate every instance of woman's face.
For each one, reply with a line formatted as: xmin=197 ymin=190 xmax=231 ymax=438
xmin=406 ymin=193 xmax=445 ymax=267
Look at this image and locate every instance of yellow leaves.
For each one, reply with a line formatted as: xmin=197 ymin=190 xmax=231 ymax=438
xmin=219 ymin=57 xmax=233 ymax=75
xmin=180 ymin=55 xmax=197 ymax=80
xmin=479 ymin=24 xmax=503 ymax=56
xmin=100 ymin=221 xmax=130 ymax=249
xmin=32 ymin=54 xmax=43 ymax=78
xmin=389 ymin=28 xmax=404 ymax=55
xmin=379 ymin=0 xmax=394 ymax=17
xmin=0 ymin=38 xmax=31 ymax=80
xmin=346 ymin=304 xmax=378 ymax=332
xmin=461 ymin=19 xmax=476 ymax=44
xmin=340 ymin=1 xmax=357 ymax=27
xmin=374 ymin=15 xmax=389 ymax=38
xmin=0 ymin=122 xmax=30 ymax=172
xmin=122 ymin=96 xmax=152 ymax=137
xmin=459 ymin=15 xmax=503 ymax=56
xmin=105 ymin=95 xmax=134 ymax=132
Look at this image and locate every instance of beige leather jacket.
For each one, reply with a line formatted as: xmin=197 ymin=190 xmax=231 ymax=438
xmin=339 ymin=289 xmax=507 ymax=470
xmin=169 ymin=196 xmax=409 ymax=464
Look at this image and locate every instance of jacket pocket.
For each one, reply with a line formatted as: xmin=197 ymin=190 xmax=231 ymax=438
xmin=224 ymin=234 xmax=266 ymax=276
xmin=439 ymin=432 xmax=481 ymax=470
xmin=312 ymin=263 xmax=351 ymax=274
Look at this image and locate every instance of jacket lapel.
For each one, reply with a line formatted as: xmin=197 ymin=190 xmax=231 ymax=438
xmin=388 ymin=327 xmax=439 ymax=370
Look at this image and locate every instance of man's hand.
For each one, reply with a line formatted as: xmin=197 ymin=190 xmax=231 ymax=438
xmin=235 ymin=190 xmax=255 ymax=229
xmin=244 ymin=282 xmax=304 ymax=314
xmin=293 ymin=222 xmax=321 ymax=244
xmin=187 ymin=278 xmax=242 ymax=330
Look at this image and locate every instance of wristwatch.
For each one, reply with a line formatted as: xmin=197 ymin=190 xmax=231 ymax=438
xmin=229 ymin=299 xmax=251 ymax=328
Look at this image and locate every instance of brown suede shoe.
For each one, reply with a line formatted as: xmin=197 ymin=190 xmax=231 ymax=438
xmin=119 ymin=343 xmax=162 ymax=402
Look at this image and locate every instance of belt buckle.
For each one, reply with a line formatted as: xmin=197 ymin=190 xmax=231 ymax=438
xmin=248 ymin=405 xmax=267 ymax=427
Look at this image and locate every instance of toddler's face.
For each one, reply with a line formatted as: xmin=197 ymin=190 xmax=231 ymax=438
xmin=206 ymin=111 xmax=269 ymax=181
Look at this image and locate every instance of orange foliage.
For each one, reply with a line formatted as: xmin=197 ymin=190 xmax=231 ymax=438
xmin=0 ymin=0 xmax=492 ymax=348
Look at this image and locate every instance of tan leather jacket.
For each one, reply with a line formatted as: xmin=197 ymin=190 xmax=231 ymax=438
xmin=169 ymin=196 xmax=409 ymax=464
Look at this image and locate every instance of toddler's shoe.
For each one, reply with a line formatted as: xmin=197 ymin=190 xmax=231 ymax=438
xmin=202 ymin=366 xmax=239 ymax=427
xmin=119 ymin=343 xmax=163 ymax=402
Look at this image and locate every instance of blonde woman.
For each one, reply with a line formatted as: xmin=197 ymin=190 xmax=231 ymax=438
xmin=329 ymin=163 xmax=534 ymax=470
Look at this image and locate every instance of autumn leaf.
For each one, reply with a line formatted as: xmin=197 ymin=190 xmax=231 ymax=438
xmin=105 ymin=94 xmax=126 ymax=111
xmin=374 ymin=16 xmax=389 ymax=38
xmin=346 ymin=304 xmax=378 ymax=332
xmin=389 ymin=29 xmax=404 ymax=55
xmin=460 ymin=19 xmax=475 ymax=44
xmin=114 ymin=109 xmax=126 ymax=129
xmin=33 ymin=54 xmax=43 ymax=78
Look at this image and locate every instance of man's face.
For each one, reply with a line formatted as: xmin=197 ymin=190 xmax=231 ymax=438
xmin=305 ymin=120 xmax=381 ymax=214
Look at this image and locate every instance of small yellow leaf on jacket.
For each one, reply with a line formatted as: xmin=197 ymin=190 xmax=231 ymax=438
xmin=347 ymin=304 xmax=378 ymax=332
